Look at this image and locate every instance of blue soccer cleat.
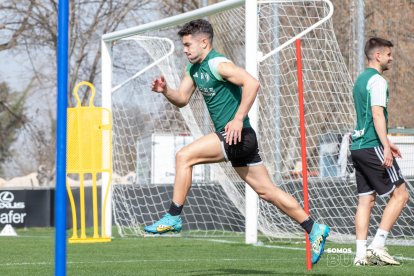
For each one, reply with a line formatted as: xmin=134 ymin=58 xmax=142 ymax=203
xmin=309 ymin=223 xmax=330 ymax=264
xmin=144 ymin=213 xmax=182 ymax=234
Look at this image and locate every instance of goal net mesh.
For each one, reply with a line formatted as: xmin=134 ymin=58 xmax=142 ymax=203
xmin=106 ymin=0 xmax=414 ymax=244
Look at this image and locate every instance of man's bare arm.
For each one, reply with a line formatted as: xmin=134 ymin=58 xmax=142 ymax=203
xmin=152 ymin=74 xmax=196 ymax=108
xmin=217 ymin=62 xmax=260 ymax=145
xmin=372 ymin=105 xmax=393 ymax=167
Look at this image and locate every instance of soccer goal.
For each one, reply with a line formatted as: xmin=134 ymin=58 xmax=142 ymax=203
xmin=101 ymin=0 xmax=414 ymax=245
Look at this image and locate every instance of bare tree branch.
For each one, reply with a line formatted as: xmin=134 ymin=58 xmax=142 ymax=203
xmin=0 ymin=0 xmax=35 ymax=51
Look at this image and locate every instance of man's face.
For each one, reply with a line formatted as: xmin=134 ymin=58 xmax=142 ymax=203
xmin=378 ymin=46 xmax=393 ymax=71
xmin=181 ymin=34 xmax=207 ymax=64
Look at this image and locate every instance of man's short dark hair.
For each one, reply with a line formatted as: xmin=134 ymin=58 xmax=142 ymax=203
xmin=364 ymin=37 xmax=393 ymax=60
xmin=178 ymin=19 xmax=214 ymax=42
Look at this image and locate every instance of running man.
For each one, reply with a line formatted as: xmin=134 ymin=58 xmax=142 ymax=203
xmin=144 ymin=19 xmax=330 ymax=265
xmin=351 ymin=37 xmax=409 ymax=266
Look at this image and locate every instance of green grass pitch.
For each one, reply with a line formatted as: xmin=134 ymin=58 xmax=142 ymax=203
xmin=0 ymin=228 xmax=413 ymax=275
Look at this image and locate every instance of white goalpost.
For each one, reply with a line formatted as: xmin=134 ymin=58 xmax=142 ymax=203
xmin=101 ymin=0 xmax=414 ymax=245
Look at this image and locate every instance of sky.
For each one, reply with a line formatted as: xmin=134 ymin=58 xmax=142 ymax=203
xmin=0 ymin=51 xmax=33 ymax=92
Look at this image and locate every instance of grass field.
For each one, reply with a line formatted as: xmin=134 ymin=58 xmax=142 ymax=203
xmin=1 ymin=228 xmax=414 ymax=275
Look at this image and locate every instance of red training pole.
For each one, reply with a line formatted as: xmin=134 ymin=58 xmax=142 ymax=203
xmin=295 ymin=39 xmax=312 ymax=271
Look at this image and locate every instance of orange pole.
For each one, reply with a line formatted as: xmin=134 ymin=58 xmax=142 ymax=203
xmin=295 ymin=39 xmax=312 ymax=271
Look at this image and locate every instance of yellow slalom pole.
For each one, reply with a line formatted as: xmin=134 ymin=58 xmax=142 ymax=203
xmin=66 ymin=178 xmax=78 ymax=240
xmin=92 ymin=173 xmax=99 ymax=238
xmin=79 ymin=173 xmax=86 ymax=239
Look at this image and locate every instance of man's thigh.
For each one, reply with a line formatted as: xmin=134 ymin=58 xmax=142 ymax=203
xmin=178 ymin=132 xmax=225 ymax=165
xmin=234 ymin=164 xmax=274 ymax=192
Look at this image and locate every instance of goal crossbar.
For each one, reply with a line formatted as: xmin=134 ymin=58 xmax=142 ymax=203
xmin=102 ymin=0 xmax=244 ymax=42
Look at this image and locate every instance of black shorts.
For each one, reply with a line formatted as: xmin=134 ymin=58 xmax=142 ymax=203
xmin=351 ymin=146 xmax=405 ymax=197
xmin=215 ymin=127 xmax=263 ymax=167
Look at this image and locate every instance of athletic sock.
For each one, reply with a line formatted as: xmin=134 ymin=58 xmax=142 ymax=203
xmin=356 ymin=240 xmax=367 ymax=258
xmin=168 ymin=201 xmax=183 ymax=216
xmin=300 ymin=217 xmax=315 ymax=234
xmin=369 ymin=228 xmax=389 ymax=249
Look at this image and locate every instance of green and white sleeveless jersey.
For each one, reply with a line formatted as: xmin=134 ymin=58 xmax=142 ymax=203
xmin=351 ymin=68 xmax=389 ymax=150
xmin=186 ymin=49 xmax=251 ymax=132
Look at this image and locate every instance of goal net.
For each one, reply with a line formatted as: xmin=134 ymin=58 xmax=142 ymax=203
xmin=102 ymin=0 xmax=414 ymax=244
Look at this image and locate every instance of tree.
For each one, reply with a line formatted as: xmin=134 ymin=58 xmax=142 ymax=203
xmin=0 ymin=0 xmax=153 ymax=180
xmin=0 ymin=82 xmax=29 ymax=174
xmin=1 ymin=0 xmax=153 ymax=104
xmin=0 ymin=0 xmax=35 ymax=51
xmin=160 ymin=0 xmax=200 ymax=16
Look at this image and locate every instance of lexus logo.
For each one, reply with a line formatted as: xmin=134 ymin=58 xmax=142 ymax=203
xmin=0 ymin=191 xmax=14 ymax=203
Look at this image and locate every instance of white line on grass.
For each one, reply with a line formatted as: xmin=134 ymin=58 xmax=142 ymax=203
xmin=2 ymin=238 xmax=412 ymax=267
xmin=2 ymin=254 xmax=414 ymax=268
xmin=204 ymin=238 xmax=304 ymax=251
xmin=0 ymin=258 xmax=300 ymax=267
xmin=204 ymin=239 xmax=414 ymax=261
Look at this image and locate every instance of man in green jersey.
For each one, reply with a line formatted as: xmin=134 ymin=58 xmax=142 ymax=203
xmin=351 ymin=37 xmax=409 ymax=266
xmin=145 ymin=19 xmax=330 ymax=264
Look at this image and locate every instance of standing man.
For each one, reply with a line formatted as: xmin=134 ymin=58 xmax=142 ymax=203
xmin=144 ymin=19 xmax=330 ymax=265
xmin=351 ymin=37 xmax=409 ymax=266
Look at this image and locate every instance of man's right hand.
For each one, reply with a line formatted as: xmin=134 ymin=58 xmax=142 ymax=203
xmin=151 ymin=76 xmax=167 ymax=94
xmin=390 ymin=142 xmax=402 ymax=158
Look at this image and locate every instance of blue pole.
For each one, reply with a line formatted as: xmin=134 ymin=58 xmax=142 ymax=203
xmin=55 ymin=0 xmax=69 ymax=275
